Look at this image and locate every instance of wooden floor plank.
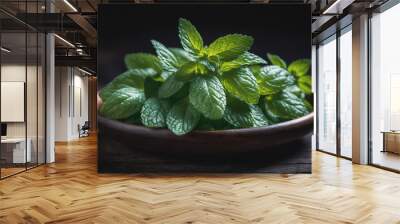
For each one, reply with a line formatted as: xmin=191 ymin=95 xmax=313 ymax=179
xmin=0 ymin=135 xmax=400 ymax=223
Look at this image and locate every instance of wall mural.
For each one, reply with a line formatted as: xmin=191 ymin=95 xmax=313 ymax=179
xmin=97 ymin=4 xmax=313 ymax=173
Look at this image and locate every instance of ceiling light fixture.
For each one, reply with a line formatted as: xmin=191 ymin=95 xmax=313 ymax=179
xmin=63 ymin=0 xmax=78 ymax=12
xmin=54 ymin=34 xmax=75 ymax=48
xmin=322 ymin=0 xmax=355 ymax=15
xmin=1 ymin=47 xmax=11 ymax=53
xmin=78 ymin=67 xmax=93 ymax=76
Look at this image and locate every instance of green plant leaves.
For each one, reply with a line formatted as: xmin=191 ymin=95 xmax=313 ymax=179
xmin=255 ymin=65 xmax=295 ymax=95
xmin=166 ymin=99 xmax=201 ymax=135
xmin=141 ymin=98 xmax=170 ymax=128
xmin=222 ymin=67 xmax=259 ymax=104
xmin=267 ymin=53 xmax=287 ymax=69
xmin=124 ymin=53 xmax=162 ymax=73
xmin=100 ymin=18 xmax=313 ymax=136
xmin=100 ymin=87 xmax=145 ymax=120
xmin=297 ymin=75 xmax=312 ymax=94
xmin=99 ymin=69 xmax=155 ymax=101
xmin=207 ymin=34 xmax=254 ymax=61
xmin=175 ymin=61 xmax=211 ymax=81
xmin=158 ymin=75 xmax=185 ymax=98
xmin=189 ymin=76 xmax=226 ymax=119
xmin=220 ymin=52 xmax=267 ymax=72
xmin=264 ymin=91 xmax=310 ymax=120
xmin=223 ymin=96 xmax=268 ymax=128
xmin=288 ymin=59 xmax=310 ymax=77
xmin=151 ymin=40 xmax=179 ymax=72
xmin=178 ymin=18 xmax=204 ymax=55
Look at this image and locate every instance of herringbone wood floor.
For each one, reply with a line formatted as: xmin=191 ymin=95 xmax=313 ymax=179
xmin=1 ymin=135 xmax=400 ymax=224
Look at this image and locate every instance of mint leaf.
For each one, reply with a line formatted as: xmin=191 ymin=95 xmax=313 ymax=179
xmin=144 ymin=78 xmax=162 ymax=98
xmin=100 ymin=87 xmax=145 ymax=120
xmin=297 ymin=75 xmax=312 ymax=94
xmin=267 ymin=53 xmax=287 ymax=69
xmin=285 ymin=85 xmax=305 ymax=99
xmin=141 ymin=98 xmax=170 ymax=128
xmin=99 ymin=69 xmax=156 ymax=101
xmin=124 ymin=53 xmax=162 ymax=73
xmin=175 ymin=61 xmax=211 ymax=81
xmin=288 ymin=59 xmax=310 ymax=77
xmin=223 ymin=96 xmax=267 ymax=128
xmin=158 ymin=75 xmax=185 ymax=98
xmin=166 ymin=99 xmax=201 ymax=135
xmin=220 ymin=52 xmax=267 ymax=72
xmin=151 ymin=40 xmax=179 ymax=72
xmin=178 ymin=18 xmax=203 ymax=55
xmin=222 ymin=67 xmax=260 ymax=104
xmin=169 ymin=48 xmax=196 ymax=65
xmin=189 ymin=76 xmax=226 ymax=120
xmin=264 ymin=91 xmax=310 ymax=120
xmin=256 ymin=65 xmax=295 ymax=95
xmin=124 ymin=113 xmax=142 ymax=125
xmin=207 ymin=34 xmax=254 ymax=61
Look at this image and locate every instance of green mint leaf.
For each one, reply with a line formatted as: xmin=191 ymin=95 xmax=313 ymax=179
xmin=264 ymin=91 xmax=310 ymax=120
xmin=169 ymin=48 xmax=196 ymax=65
xmin=100 ymin=87 xmax=145 ymax=120
xmin=175 ymin=61 xmax=211 ymax=81
xmin=222 ymin=67 xmax=260 ymax=104
xmin=267 ymin=53 xmax=287 ymax=69
xmin=158 ymin=75 xmax=185 ymax=98
xmin=141 ymin=98 xmax=170 ymax=128
xmin=256 ymin=65 xmax=295 ymax=95
xmin=250 ymin=105 xmax=269 ymax=127
xmin=288 ymin=59 xmax=311 ymax=77
xmin=223 ymin=96 xmax=267 ymax=128
xmin=297 ymin=75 xmax=312 ymax=94
xmin=144 ymin=78 xmax=162 ymax=98
xmin=220 ymin=52 xmax=267 ymax=72
xmin=124 ymin=53 xmax=162 ymax=73
xmin=99 ymin=69 xmax=156 ymax=101
xmin=285 ymin=85 xmax=306 ymax=99
xmin=189 ymin=76 xmax=226 ymax=120
xmin=262 ymin=97 xmax=281 ymax=124
xmin=178 ymin=18 xmax=204 ymax=55
xmin=151 ymin=40 xmax=179 ymax=72
xmin=207 ymin=34 xmax=254 ymax=61
xmin=166 ymin=99 xmax=201 ymax=135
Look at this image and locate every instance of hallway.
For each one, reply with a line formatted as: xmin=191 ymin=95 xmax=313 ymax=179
xmin=1 ymin=135 xmax=400 ymax=223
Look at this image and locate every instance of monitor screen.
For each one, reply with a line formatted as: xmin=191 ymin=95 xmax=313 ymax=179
xmin=1 ymin=123 xmax=7 ymax=137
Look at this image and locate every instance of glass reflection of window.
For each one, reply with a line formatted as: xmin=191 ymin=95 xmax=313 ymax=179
xmin=318 ymin=37 xmax=337 ymax=154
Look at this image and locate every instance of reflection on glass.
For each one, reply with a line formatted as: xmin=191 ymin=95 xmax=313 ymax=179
xmin=1 ymin=32 xmax=27 ymax=177
xmin=317 ymin=37 xmax=337 ymax=154
xmin=340 ymin=29 xmax=352 ymax=158
xmin=371 ymin=4 xmax=400 ymax=171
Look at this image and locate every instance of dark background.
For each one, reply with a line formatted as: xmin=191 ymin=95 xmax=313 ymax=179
xmin=98 ymin=4 xmax=311 ymax=88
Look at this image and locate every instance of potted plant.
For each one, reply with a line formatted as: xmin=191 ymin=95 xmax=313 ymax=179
xmin=98 ymin=18 xmax=313 ymax=157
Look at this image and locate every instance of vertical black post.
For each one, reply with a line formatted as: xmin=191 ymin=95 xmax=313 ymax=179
xmin=336 ymin=29 xmax=341 ymax=157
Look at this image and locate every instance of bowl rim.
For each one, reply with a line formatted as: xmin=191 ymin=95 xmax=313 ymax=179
xmin=99 ymin=112 xmax=314 ymax=136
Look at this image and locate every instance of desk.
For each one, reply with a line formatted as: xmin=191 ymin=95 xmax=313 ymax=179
xmin=1 ymin=138 xmax=31 ymax=163
xmin=382 ymin=131 xmax=400 ymax=154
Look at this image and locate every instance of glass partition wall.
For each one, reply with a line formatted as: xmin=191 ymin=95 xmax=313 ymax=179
xmin=370 ymin=3 xmax=400 ymax=171
xmin=0 ymin=4 xmax=46 ymax=179
xmin=316 ymin=26 xmax=353 ymax=159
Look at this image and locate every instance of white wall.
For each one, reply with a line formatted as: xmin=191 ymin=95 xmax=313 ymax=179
xmin=54 ymin=67 xmax=89 ymax=141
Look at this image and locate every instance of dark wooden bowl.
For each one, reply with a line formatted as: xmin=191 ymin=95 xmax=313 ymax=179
xmin=98 ymin=113 xmax=314 ymax=158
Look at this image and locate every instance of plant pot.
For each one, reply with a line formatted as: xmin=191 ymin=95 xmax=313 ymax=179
xmin=98 ymin=113 xmax=313 ymax=156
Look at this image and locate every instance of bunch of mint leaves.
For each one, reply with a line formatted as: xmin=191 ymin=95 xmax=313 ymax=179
xmin=99 ymin=18 xmax=312 ymax=136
